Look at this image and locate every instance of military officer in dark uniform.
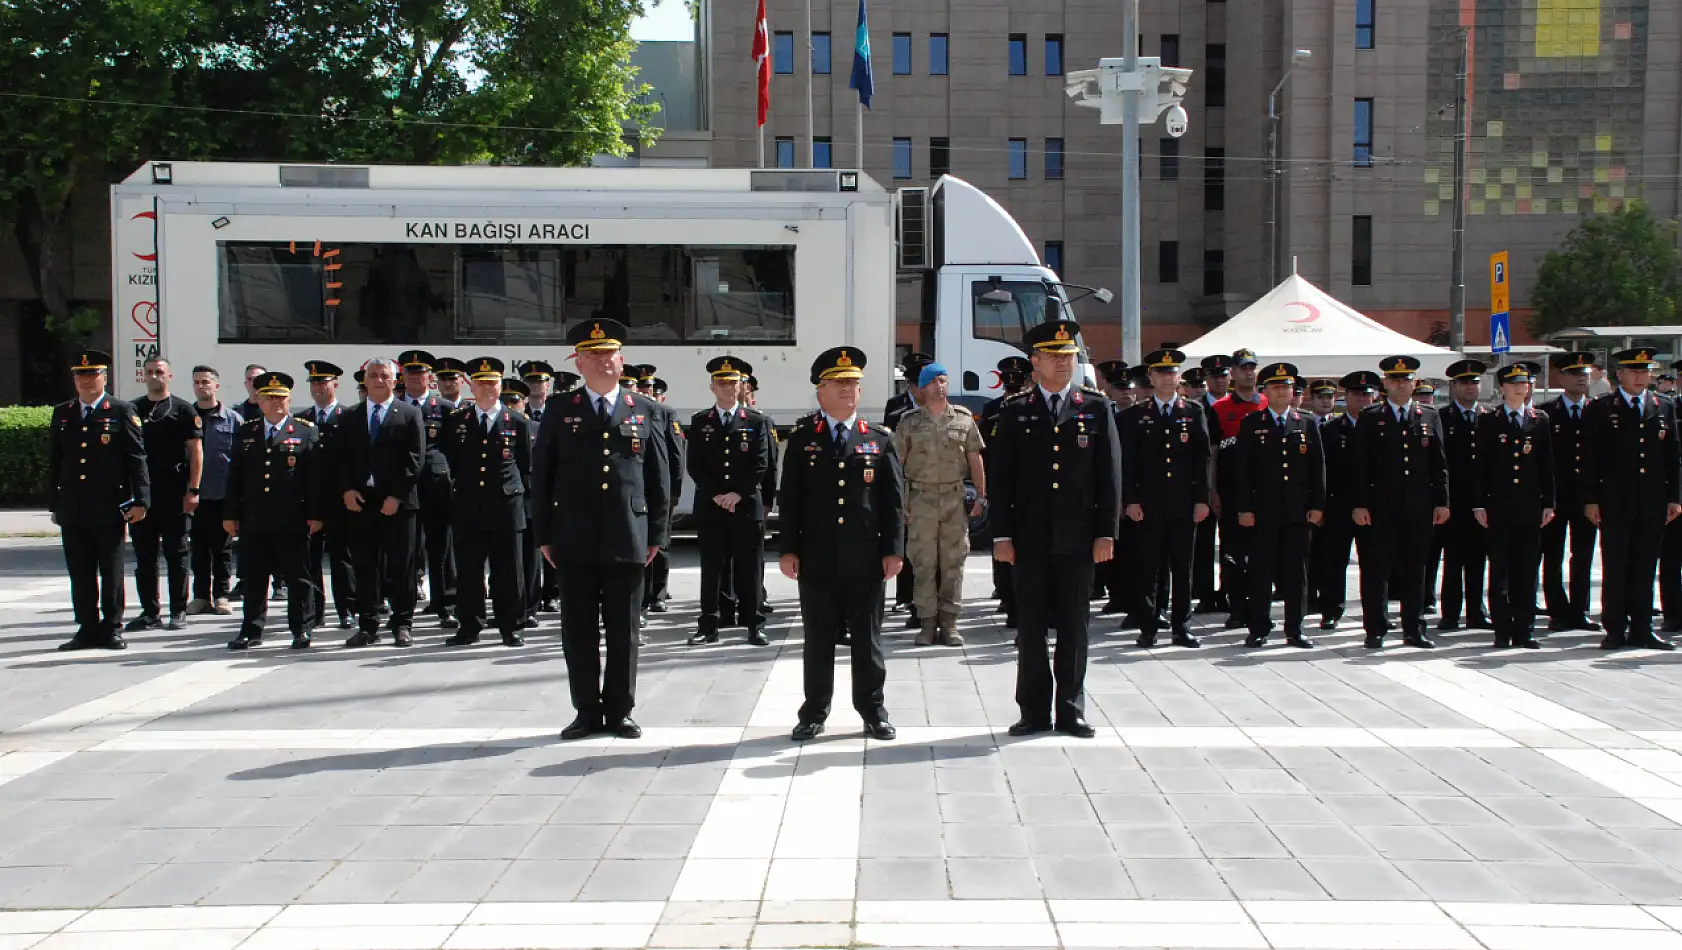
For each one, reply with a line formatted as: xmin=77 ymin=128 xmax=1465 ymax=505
xmin=297 ymin=360 xmax=356 ymax=629
xmin=52 ymin=350 xmax=150 ymax=651
xmin=1432 ymin=359 xmax=1492 ymax=632
xmin=340 ymin=357 xmax=427 ymax=647
xmin=1539 ymin=351 xmax=1599 ymax=632
xmin=534 ymin=318 xmax=671 ymax=740
xmin=1470 ymin=362 xmax=1553 ymax=649
xmin=440 ymin=358 xmax=533 ymax=648
xmin=1658 ymin=358 xmax=1682 ymax=632
xmin=1350 ymin=356 xmax=1450 ymax=649
xmin=780 ymin=346 xmax=904 ymax=741
xmin=1581 ymin=348 xmax=1680 ymax=650
xmin=1233 ymin=362 xmax=1325 ymax=648
xmin=225 ymin=373 xmax=324 ymax=650
xmin=1090 ymin=360 xmax=1127 ymax=609
xmin=1190 ymin=360 xmax=1226 ymax=614
xmin=991 ymin=319 xmax=1121 ymax=738
xmin=634 ymin=364 xmax=684 ymax=619
xmin=689 ymin=356 xmax=775 ymax=646
xmin=521 ymin=361 xmax=565 ymax=613
xmin=498 ymin=378 xmax=541 ymax=631
xmin=1311 ymin=371 xmax=1378 ymax=628
xmin=983 ymin=355 xmax=1031 ymax=628
xmin=398 ymin=350 xmax=458 ymax=629
xmin=1121 ymin=349 xmax=1210 ymax=648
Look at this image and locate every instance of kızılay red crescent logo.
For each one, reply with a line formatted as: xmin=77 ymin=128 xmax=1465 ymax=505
xmin=1284 ymin=301 xmax=1320 ymax=323
xmin=131 ymin=210 xmax=157 ymax=261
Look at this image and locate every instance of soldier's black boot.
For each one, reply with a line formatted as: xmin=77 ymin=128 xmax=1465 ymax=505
xmin=1171 ymin=628 xmax=1201 ymax=648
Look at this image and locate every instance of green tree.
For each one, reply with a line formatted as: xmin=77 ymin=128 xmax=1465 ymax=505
xmin=1529 ymin=201 xmax=1681 ymax=337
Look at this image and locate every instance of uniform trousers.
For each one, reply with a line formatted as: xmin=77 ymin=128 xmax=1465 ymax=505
xmin=454 ymin=517 xmax=524 ymax=636
xmin=308 ymin=514 xmax=355 ymax=626
xmin=239 ymin=529 xmax=312 ymax=637
xmin=1436 ymin=513 xmax=1488 ymax=623
xmin=1013 ymin=553 xmax=1091 ymax=724
xmin=349 ymin=507 xmax=417 ymax=632
xmin=1541 ymin=507 xmax=1597 ymax=621
xmin=1358 ymin=512 xmax=1434 ymax=639
xmin=1193 ymin=516 xmax=1218 ymax=603
xmin=1486 ymin=514 xmax=1543 ymax=641
xmin=1311 ymin=511 xmax=1357 ymax=621
xmin=1659 ymin=519 xmax=1682 ymax=628
xmin=1136 ymin=517 xmax=1195 ymax=635
xmin=643 ymin=550 xmax=670 ymax=609
xmin=698 ymin=514 xmax=764 ymax=634
xmin=797 ymin=570 xmax=889 ymax=724
xmin=1108 ymin=519 xmax=1139 ymax=615
xmin=417 ymin=478 xmax=456 ymax=617
xmin=131 ymin=508 xmax=191 ymax=619
xmin=62 ymin=522 xmax=126 ymax=636
xmin=1248 ymin=521 xmax=1310 ymax=636
xmin=190 ymin=498 xmax=235 ymax=602
xmin=1599 ymin=510 xmax=1665 ymax=640
xmin=1218 ymin=508 xmax=1251 ymax=621
xmin=559 ymin=561 xmax=643 ymax=721
xmin=521 ymin=522 xmax=541 ymax=622
xmin=908 ymin=485 xmax=969 ymax=620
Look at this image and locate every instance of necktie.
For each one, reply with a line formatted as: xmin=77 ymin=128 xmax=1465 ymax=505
xmin=81 ymin=404 xmax=92 ymax=422
xmin=369 ymin=403 xmax=383 ymax=441
xmin=1161 ymin=402 xmax=1171 ymax=420
xmin=597 ymin=397 xmax=610 ymax=426
xmin=835 ymin=422 xmax=849 ymax=450
xmin=481 ymin=412 xmax=492 ymax=437
xmin=1571 ymin=405 xmax=1580 ymax=422
xmin=1510 ymin=411 xmax=1520 ymax=428
xmin=1049 ymin=394 xmax=1062 ymax=417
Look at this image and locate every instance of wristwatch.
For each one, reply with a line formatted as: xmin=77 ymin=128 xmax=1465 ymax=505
xmin=186 ymin=488 xmax=201 ymax=497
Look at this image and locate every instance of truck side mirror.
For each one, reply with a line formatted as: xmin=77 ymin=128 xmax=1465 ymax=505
xmin=963 ymin=371 xmax=980 ymax=392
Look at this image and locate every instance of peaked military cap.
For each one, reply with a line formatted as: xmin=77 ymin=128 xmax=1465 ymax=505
xmin=1096 ymin=359 xmax=1128 ymax=385
xmin=500 ymin=378 xmax=530 ymax=400
xmin=1414 ymin=379 xmax=1437 ymax=396
xmin=1340 ymin=370 xmax=1382 ymax=392
xmin=520 ymin=360 xmax=555 ymax=379
xmin=255 ymin=372 xmax=294 ymax=396
xmin=553 ymin=370 xmax=581 ymax=391
xmin=396 ymin=350 xmax=436 ymax=371
xmin=708 ymin=356 xmax=747 ymax=382
xmin=1381 ymin=355 xmax=1422 ymax=377
xmin=71 ymin=350 xmax=112 ymax=374
xmin=636 ymin=364 xmax=658 ymax=383
xmin=1445 ymin=358 xmax=1488 ymax=380
xmin=467 ymin=357 xmax=504 ymax=381
xmin=1144 ymin=349 xmax=1187 ymax=371
xmin=569 ymin=317 xmax=627 ymax=352
xmin=1200 ymin=354 xmax=1233 ymax=375
xmin=1127 ymin=365 xmax=1152 ymax=386
xmin=304 ymin=360 xmax=343 ymax=381
xmin=433 ymin=357 xmax=467 ymax=379
xmin=1497 ymin=361 xmax=1539 ymax=384
xmin=812 ymin=346 xmax=867 ymax=384
xmin=1181 ymin=367 xmax=1208 ymax=386
xmin=1259 ymin=362 xmax=1299 ymax=386
xmin=901 ymin=351 xmax=934 ymax=372
xmin=1309 ymin=378 xmax=1338 ymax=395
xmin=1025 ymin=319 xmax=1081 ymax=354
xmin=1615 ymin=347 xmax=1660 ymax=368
xmin=1551 ymin=351 xmax=1595 ymax=373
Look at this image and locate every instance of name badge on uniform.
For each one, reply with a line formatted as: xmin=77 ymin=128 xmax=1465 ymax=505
xmin=1523 ymin=441 xmax=1532 ymax=454
xmin=1299 ymin=442 xmax=1307 ymax=454
xmin=1078 ymin=434 xmax=1089 ymax=448
xmin=863 ymin=467 xmax=875 ymax=484
xmin=630 ymin=438 xmax=642 ymax=454
xmin=1180 ymin=432 xmax=1189 ymax=443
xmin=101 ymin=433 xmax=111 ymax=444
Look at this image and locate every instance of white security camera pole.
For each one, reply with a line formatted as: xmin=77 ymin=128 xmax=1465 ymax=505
xmin=1066 ymin=19 xmax=1192 ymax=364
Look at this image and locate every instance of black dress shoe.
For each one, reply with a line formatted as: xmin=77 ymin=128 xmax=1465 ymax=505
xmin=1575 ymin=616 xmax=1603 ymax=632
xmin=439 ymin=615 xmax=460 ymax=630
xmin=227 ymin=634 xmax=260 ymax=651
xmin=124 ymin=615 xmax=161 ymax=633
xmin=501 ymin=632 xmax=525 ymax=647
xmin=1286 ymin=633 xmax=1315 ymax=649
xmin=1135 ymin=632 xmax=1157 ymax=649
xmin=1171 ymin=632 xmax=1201 ymax=648
xmin=1548 ymin=616 xmax=1574 ymax=632
xmin=688 ymin=630 xmax=720 ymax=645
xmin=1244 ymin=632 xmax=1267 ymax=648
xmin=338 ymin=615 xmax=356 ymax=630
xmin=609 ymin=717 xmax=642 ymax=738
xmin=344 ymin=631 xmax=379 ymax=648
xmin=165 ymin=613 xmax=186 ymax=631
xmin=1223 ymin=615 xmax=1246 ymax=630
xmin=791 ymin=720 xmax=825 ymax=741
xmin=863 ymin=720 xmax=897 ymax=741
xmin=649 ymin=602 xmax=668 ymax=614
xmin=1468 ymin=615 xmax=1494 ymax=630
xmin=1637 ymin=634 xmax=1678 ymax=651
xmin=1056 ymin=718 xmax=1097 ymax=739
xmin=521 ymin=617 xmax=538 ymax=630
xmin=1320 ymin=613 xmax=1342 ymax=630
xmin=1008 ymin=719 xmax=1053 ymax=737
xmin=1437 ymin=619 xmax=1461 ymax=632
xmin=101 ymin=633 xmax=128 ymax=651
xmin=1364 ymin=634 xmax=1385 ymax=649
xmin=392 ymin=629 xmax=414 ymax=648
xmin=1194 ymin=600 xmax=1221 ymax=615
xmin=1601 ymin=633 xmax=1629 ymax=650
xmin=1403 ymin=634 xmax=1436 ymax=649
xmin=903 ymin=613 xmax=921 ymax=629
xmin=57 ymin=635 xmax=96 ymax=652
xmin=1514 ymin=638 xmax=1542 ymax=650
xmin=291 ymin=635 xmax=311 ymax=650
xmin=1384 ymin=619 xmax=1397 ymax=631
xmin=747 ymin=629 xmax=770 ymax=646
xmin=444 ymin=632 xmax=481 ymax=646
xmin=561 ymin=715 xmax=601 ymax=741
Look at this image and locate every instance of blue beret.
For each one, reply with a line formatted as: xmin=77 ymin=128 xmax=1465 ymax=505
xmin=918 ymin=362 xmax=948 ymax=387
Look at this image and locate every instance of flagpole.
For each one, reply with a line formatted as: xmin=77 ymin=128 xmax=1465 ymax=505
xmin=805 ymin=0 xmax=815 ymax=168
xmin=759 ymin=126 xmax=765 ymax=169
xmin=856 ymin=103 xmax=863 ymax=169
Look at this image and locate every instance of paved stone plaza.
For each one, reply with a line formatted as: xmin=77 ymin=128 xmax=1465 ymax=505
xmin=2 ymin=533 xmax=1682 ymax=948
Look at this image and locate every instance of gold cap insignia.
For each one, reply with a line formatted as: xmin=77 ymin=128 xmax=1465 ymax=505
xmin=836 ymin=350 xmax=854 ymax=367
xmin=590 ymin=323 xmax=605 ymax=340
xmin=1054 ymin=325 xmax=1072 ymax=342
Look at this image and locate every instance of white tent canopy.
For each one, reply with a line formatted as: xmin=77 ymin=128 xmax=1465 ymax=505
xmin=1180 ymin=274 xmax=1458 ymax=378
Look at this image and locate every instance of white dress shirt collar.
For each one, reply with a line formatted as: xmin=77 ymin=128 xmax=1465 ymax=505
xmin=584 ymin=385 xmax=618 ymax=409
xmin=824 ymin=412 xmax=859 ymax=432
xmin=1038 ymin=381 xmax=1075 ymax=405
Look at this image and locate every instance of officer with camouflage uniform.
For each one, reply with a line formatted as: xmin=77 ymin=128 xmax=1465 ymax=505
xmin=895 ymin=362 xmax=987 ymax=646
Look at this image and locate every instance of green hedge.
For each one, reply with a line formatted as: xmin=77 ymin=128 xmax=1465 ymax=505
xmin=0 ymin=406 xmax=54 ymax=508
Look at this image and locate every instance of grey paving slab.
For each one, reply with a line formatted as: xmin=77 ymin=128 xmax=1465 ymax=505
xmin=1353 ymin=825 xmax=1474 ymax=861
xmin=390 ymin=859 xmax=510 ymax=902
xmin=1299 ymin=858 xmax=1431 ymax=900
xmin=1121 ymin=858 xmax=1232 ymax=900
xmin=1106 ymin=824 xmax=1203 ymax=859
xmin=199 ymin=860 xmax=335 ymax=906
xmin=482 ymin=859 xmax=595 ymax=901
xmin=578 ymin=858 xmax=683 ymax=901
xmin=105 ymin=862 xmax=233 ymax=907
xmin=519 ymin=824 xmax=620 ymax=861
xmin=1483 ymin=860 xmax=1630 ymax=903
xmin=856 ymin=858 xmax=950 ymax=900
xmin=1391 ymin=859 xmax=1529 ymax=902
xmin=946 ymin=857 xmax=1042 ymax=899
xmin=1271 ymin=823 xmax=1383 ymax=859
xmin=1035 ymin=856 xmax=1137 ymax=899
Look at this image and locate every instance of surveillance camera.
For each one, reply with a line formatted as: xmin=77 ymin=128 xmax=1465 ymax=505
xmin=1064 ymin=68 xmax=1100 ymax=100
xmin=1163 ymin=103 xmax=1189 ymax=138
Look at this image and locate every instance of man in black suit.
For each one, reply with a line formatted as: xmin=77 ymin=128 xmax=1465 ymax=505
xmin=1311 ymin=372 xmax=1377 ymax=628
xmin=690 ymin=356 xmax=775 ymax=646
xmin=633 ymin=365 xmax=685 ymax=620
xmin=51 ymin=350 xmax=150 ymax=651
xmin=982 ymin=356 xmax=1031 ymax=628
xmin=441 ymin=358 xmax=533 ymax=648
xmin=534 ymin=319 xmax=671 ymax=741
xmin=519 ymin=361 xmax=564 ymax=614
xmin=1538 ymin=351 xmax=1599 ymax=632
xmin=399 ymin=350 xmax=458 ymax=629
xmin=296 ymin=360 xmax=355 ymax=629
xmin=1582 ymin=348 xmax=1681 ymax=650
xmin=1351 ymin=356 xmax=1450 ymax=650
xmin=991 ymin=319 xmax=1122 ymax=738
xmin=1471 ymin=362 xmax=1553 ymax=650
xmin=340 ymin=357 xmax=426 ymax=647
xmin=1233 ymin=362 xmax=1325 ymax=648
xmin=1433 ymin=359 xmax=1492 ymax=632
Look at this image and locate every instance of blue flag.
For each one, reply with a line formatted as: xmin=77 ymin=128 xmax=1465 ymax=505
xmin=849 ymin=0 xmax=873 ymax=109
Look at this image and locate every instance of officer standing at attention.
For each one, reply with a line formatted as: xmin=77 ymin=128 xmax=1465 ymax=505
xmin=499 ymin=376 xmax=542 ymax=633
xmin=896 ymin=361 xmax=987 ymax=646
xmin=635 ymin=365 xmax=685 ymax=620
xmin=1538 ymin=352 xmax=1599 ymax=632
xmin=1471 ymin=362 xmax=1553 ymax=650
xmin=340 ymin=357 xmax=426 ymax=647
xmin=1434 ymin=359 xmax=1492 ymax=632
xmin=1659 ymin=359 xmax=1682 ymax=633
xmin=780 ymin=347 xmax=904 ymax=741
xmin=534 ymin=318 xmax=671 ymax=740
xmin=1089 ymin=360 xmax=1126 ymax=612
xmin=52 ymin=350 xmax=150 ymax=651
xmin=746 ymin=369 xmax=781 ymax=624
xmin=1121 ymin=349 xmax=1210 ymax=649
xmin=440 ymin=358 xmax=533 ymax=648
xmin=1233 ymin=362 xmax=1325 ymax=648
xmin=297 ymin=360 xmax=356 ymax=630
xmin=1581 ymin=348 xmax=1680 ymax=651
xmin=128 ymin=356 xmax=203 ymax=633
xmin=688 ymin=356 xmax=775 ymax=646
xmin=1351 ymin=356 xmax=1450 ymax=649
xmin=520 ymin=361 xmax=564 ymax=614
xmin=433 ymin=358 xmax=466 ymax=408
xmin=1301 ymin=377 xmax=1341 ymax=619
xmin=885 ymin=352 xmax=931 ymax=626
xmin=983 ymin=356 xmax=1031 ymax=629
xmin=398 ymin=350 xmax=458 ymax=630
xmin=224 ymin=373 xmax=324 ymax=651
xmin=1311 ymin=372 xmax=1378 ymax=628
xmin=991 ymin=319 xmax=1121 ymax=738
xmin=1194 ymin=356 xmax=1232 ymax=614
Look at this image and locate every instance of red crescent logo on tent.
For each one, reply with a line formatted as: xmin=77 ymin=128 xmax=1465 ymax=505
xmin=1284 ymin=301 xmax=1320 ymax=323
xmin=131 ymin=210 xmax=157 ymax=261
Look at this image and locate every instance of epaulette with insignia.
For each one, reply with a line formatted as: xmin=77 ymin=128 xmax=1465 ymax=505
xmin=1080 ymin=385 xmax=1105 ymax=396
xmin=953 ymin=404 xmax=973 ymax=415
xmin=1003 ymin=391 xmax=1031 ymax=404
xmin=297 ymin=417 xmax=315 ymax=427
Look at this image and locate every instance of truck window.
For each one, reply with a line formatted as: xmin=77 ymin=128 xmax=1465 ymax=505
xmin=217 ymin=242 xmax=797 ymax=346
xmin=970 ymin=280 xmax=1054 ymax=347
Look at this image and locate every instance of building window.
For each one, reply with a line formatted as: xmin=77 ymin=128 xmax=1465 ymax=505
xmin=893 ymin=33 xmax=912 ymax=75
xmin=775 ymin=137 xmax=795 ymax=168
xmin=1203 ymin=249 xmax=1224 ymax=295
xmin=1159 ymin=138 xmax=1180 ymax=181
xmin=1354 ymin=98 xmax=1374 ymax=166
xmin=1045 ymin=34 xmax=1064 ymax=75
xmin=1205 ymin=44 xmax=1226 ymax=107
xmin=1204 ymin=147 xmax=1225 ymax=211
xmin=814 ymin=137 xmax=832 ymax=169
xmin=1159 ymin=241 xmax=1179 ymax=283
xmin=930 ymin=34 xmax=949 ymax=75
xmin=893 ymin=137 xmax=913 ymax=179
xmin=1044 ymin=241 xmax=1064 ymax=278
xmin=1045 ymin=138 xmax=1064 ymax=180
xmin=774 ymin=32 xmax=794 ymax=74
xmin=812 ymin=32 xmax=831 ymax=74
xmin=1352 ymin=215 xmax=1374 ymax=285
xmin=1356 ymin=0 xmax=1375 ymax=49
xmin=1161 ymin=34 xmax=1181 ymax=67
xmin=1008 ymin=138 xmax=1028 ymax=179
xmin=930 ymin=137 xmax=950 ymax=178
xmin=1008 ymin=34 xmax=1027 ymax=75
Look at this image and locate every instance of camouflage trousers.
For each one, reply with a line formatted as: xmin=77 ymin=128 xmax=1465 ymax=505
xmin=907 ymin=484 xmax=970 ymax=618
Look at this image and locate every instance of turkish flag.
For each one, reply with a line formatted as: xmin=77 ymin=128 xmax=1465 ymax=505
xmin=752 ymin=0 xmax=770 ymax=127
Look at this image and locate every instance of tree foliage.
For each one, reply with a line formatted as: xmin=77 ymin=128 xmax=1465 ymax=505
xmin=1529 ymin=201 xmax=1682 ymax=337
